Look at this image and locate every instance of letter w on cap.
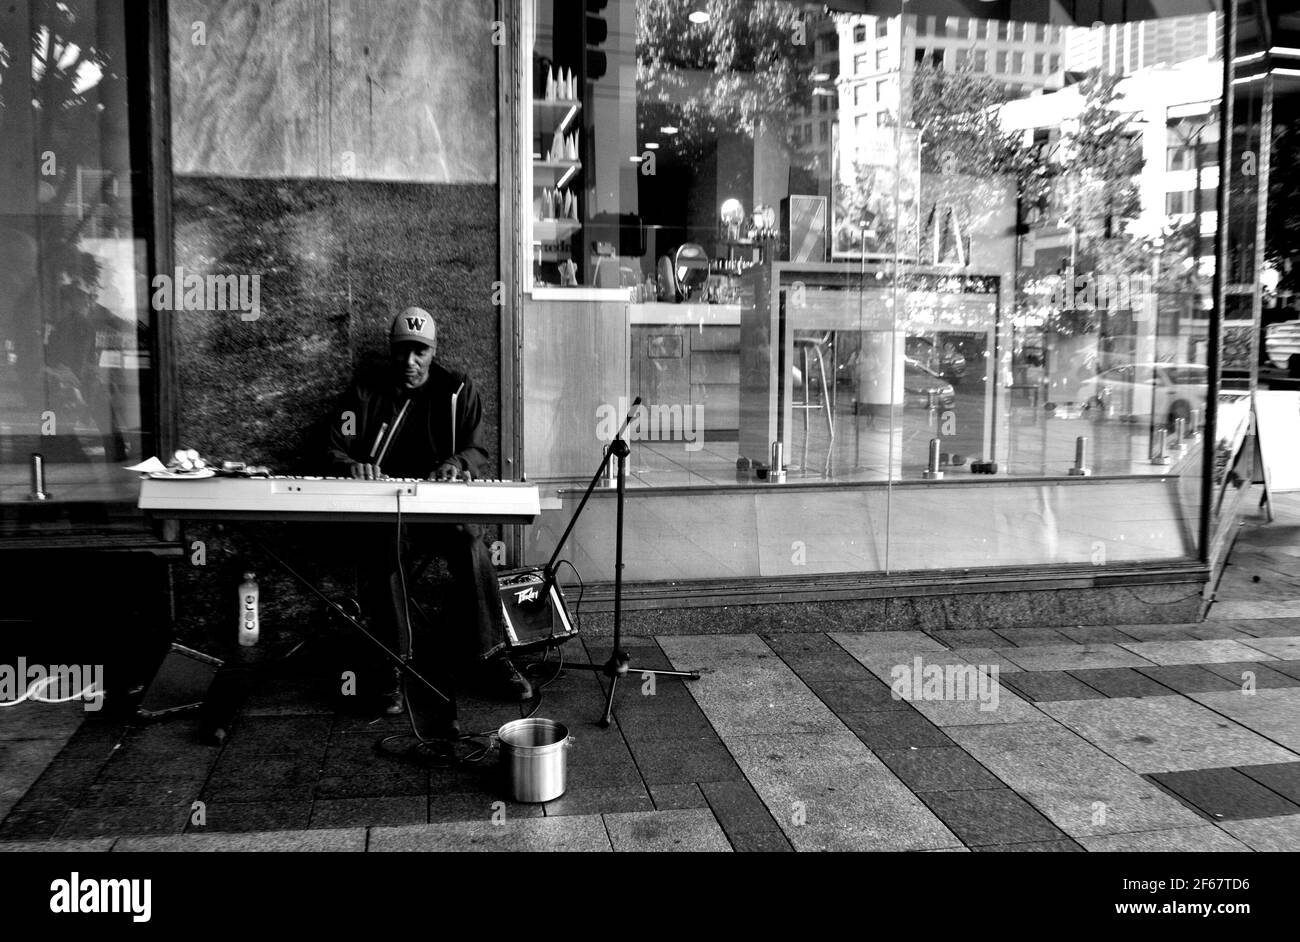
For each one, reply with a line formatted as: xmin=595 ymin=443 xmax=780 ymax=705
xmin=405 ymin=316 xmax=426 ymax=331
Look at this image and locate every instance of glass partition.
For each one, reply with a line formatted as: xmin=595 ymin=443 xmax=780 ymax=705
xmin=520 ymin=0 xmax=1223 ymax=579
xmin=0 ymin=0 xmax=154 ymax=521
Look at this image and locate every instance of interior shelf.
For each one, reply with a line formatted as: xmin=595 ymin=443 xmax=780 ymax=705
xmin=533 ymin=218 xmax=582 ymax=241
xmin=533 ymin=159 xmax=582 ymax=185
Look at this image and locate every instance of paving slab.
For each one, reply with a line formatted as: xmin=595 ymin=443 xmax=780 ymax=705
xmin=973 ymin=840 xmax=1084 ymax=852
xmin=992 ymin=627 xmax=1075 ymax=647
xmin=316 ymin=768 xmax=429 ymax=799
xmin=1000 ymin=644 xmax=1156 ymax=672
xmin=1187 ymin=688 xmax=1300 ymax=752
xmin=0 ymin=740 xmax=69 ymax=816
xmin=1218 ymin=815 xmax=1300 ymax=852
xmin=310 ymin=797 xmax=427 ymax=829
xmin=83 ymin=781 xmax=199 ymax=809
xmin=1057 ymin=626 xmax=1138 ymax=645
xmin=838 ymin=710 xmax=955 ymax=749
xmin=0 ymin=701 xmax=86 ymax=741
xmin=1117 ymin=639 xmax=1279 ymax=666
xmin=657 ymin=635 xmax=844 ymax=736
xmin=946 ymin=721 xmax=1205 ymax=838
xmin=998 ymin=671 xmax=1106 ymax=702
xmin=623 ymin=735 xmax=745 ymax=785
xmin=0 ymin=839 xmax=113 ymax=852
xmin=543 ymin=785 xmax=655 ymax=816
xmin=1238 ymin=636 xmax=1300 ymax=660
xmin=873 ymin=746 xmax=1006 ymax=791
xmin=1150 ymin=767 xmax=1300 ymax=821
xmin=1200 ymin=662 xmax=1299 ymax=690
xmin=0 ymin=799 xmax=72 ymax=841
xmin=1270 ymin=660 xmax=1300 ymax=681
xmin=1236 ymin=761 xmax=1300 ymax=805
xmin=1210 ymin=600 xmax=1300 ymax=620
xmin=1116 ymin=624 xmax=1200 ymax=641
xmin=726 ymin=732 xmax=960 ymax=851
xmin=802 ymin=677 xmax=912 ymax=713
xmin=429 ymin=791 xmax=543 ymax=823
xmin=728 ymin=830 xmax=794 ymax=852
xmin=825 ymin=631 xmax=948 ymax=655
xmin=940 ymin=648 xmax=1026 ymax=675
xmin=1067 ymin=668 xmax=1173 ymax=699
xmin=368 ymin=816 xmax=613 ymax=852
xmin=699 ymin=780 xmax=783 ymax=835
xmin=831 ymin=642 xmax=1043 ymax=727
xmin=603 ymin=808 xmax=731 ymax=852
xmin=1077 ymin=826 xmax=1252 ymax=852
xmin=113 ymin=828 xmax=366 ymax=852
xmin=648 ymin=783 xmax=708 ymax=811
xmin=57 ymin=805 xmax=191 ymax=839
xmin=762 ymin=633 xmax=889 ymax=680
xmin=1230 ymin=619 xmax=1300 ymax=638
xmin=922 ymin=629 xmax=1008 ymax=649
xmin=916 ymin=788 xmax=1065 ymax=846
xmin=186 ymin=801 xmax=311 ymax=834
xmin=1134 ymin=665 xmax=1241 ymax=695
xmin=1181 ymin=623 xmax=1258 ymax=641
xmin=1037 ymin=696 xmax=1300 ymax=773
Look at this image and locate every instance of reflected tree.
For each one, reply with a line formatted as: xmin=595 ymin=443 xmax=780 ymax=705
xmin=636 ymin=0 xmax=814 ymax=162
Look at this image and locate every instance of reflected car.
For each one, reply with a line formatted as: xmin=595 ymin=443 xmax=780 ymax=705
xmin=1076 ymin=363 xmax=1208 ymax=428
xmin=904 ymin=358 xmax=956 ymax=409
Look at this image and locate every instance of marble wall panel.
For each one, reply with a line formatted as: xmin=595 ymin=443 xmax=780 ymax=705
xmin=170 ymin=0 xmax=496 ymax=183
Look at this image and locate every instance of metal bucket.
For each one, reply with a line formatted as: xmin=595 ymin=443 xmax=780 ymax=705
xmin=498 ymin=718 xmax=572 ymax=803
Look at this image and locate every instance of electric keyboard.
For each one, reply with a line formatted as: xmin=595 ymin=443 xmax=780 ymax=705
xmin=138 ymin=475 xmax=541 ymax=525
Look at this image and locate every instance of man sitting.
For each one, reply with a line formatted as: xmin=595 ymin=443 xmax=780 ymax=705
xmin=323 ymin=307 xmax=532 ymax=716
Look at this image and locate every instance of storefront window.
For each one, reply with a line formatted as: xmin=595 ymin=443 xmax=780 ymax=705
xmin=519 ymin=1 xmax=1221 ymax=580
xmin=0 ymin=0 xmax=153 ymax=519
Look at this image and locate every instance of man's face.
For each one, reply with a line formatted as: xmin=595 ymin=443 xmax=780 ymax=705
xmin=392 ymin=341 xmax=435 ymax=389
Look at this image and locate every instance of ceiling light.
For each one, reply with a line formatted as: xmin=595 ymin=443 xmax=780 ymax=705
xmin=660 ymin=125 xmax=679 ymax=134
xmin=688 ymin=10 xmax=710 ymax=25
xmin=645 ymin=142 xmax=660 ymax=149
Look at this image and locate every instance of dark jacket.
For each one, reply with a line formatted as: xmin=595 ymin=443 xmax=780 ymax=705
xmin=323 ymin=361 xmax=490 ymax=479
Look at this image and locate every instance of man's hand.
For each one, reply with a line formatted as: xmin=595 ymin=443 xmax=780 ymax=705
xmin=431 ymin=461 xmax=472 ymax=482
xmin=349 ymin=462 xmax=386 ymax=480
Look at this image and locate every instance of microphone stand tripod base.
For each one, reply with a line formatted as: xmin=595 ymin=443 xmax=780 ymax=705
xmin=541 ymin=415 xmax=704 ymax=728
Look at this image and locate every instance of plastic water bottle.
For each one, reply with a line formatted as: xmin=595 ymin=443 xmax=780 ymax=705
xmin=237 ymin=572 xmax=260 ymax=646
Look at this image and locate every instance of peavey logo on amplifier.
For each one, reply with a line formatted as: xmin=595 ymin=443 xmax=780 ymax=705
xmin=498 ymin=568 xmax=577 ymax=651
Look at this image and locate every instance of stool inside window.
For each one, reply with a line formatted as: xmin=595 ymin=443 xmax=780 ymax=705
xmin=792 ymin=332 xmax=835 ymax=473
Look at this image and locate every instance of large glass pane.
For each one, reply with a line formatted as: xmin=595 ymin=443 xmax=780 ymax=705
xmin=519 ymin=0 xmax=1221 ymax=580
xmin=0 ymin=0 xmax=152 ymax=516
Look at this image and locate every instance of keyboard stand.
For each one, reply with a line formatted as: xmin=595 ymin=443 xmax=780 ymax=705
xmin=196 ymin=526 xmax=455 ymax=743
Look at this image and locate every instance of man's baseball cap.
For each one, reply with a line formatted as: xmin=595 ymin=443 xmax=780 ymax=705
xmin=390 ymin=307 xmax=437 ymax=348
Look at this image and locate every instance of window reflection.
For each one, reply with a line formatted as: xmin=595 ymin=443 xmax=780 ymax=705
xmin=0 ymin=0 xmax=150 ymax=508
xmin=522 ymin=0 xmax=1219 ymax=508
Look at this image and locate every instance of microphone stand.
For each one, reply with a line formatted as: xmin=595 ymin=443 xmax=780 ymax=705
xmin=540 ymin=396 xmax=701 ymax=728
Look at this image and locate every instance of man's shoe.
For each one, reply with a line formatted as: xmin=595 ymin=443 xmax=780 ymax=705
xmin=488 ymin=656 xmax=534 ymax=702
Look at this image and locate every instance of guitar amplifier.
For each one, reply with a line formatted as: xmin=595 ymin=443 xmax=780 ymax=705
xmin=498 ymin=567 xmax=577 ymax=651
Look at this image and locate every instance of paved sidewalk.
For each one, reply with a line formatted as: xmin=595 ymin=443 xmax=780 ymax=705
xmin=3 ymin=492 xmax=1299 ymax=852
